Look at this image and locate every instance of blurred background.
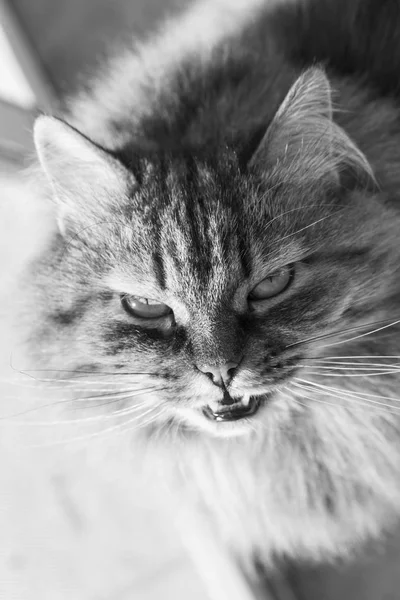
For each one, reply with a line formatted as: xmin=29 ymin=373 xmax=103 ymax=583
xmin=0 ymin=0 xmax=194 ymax=166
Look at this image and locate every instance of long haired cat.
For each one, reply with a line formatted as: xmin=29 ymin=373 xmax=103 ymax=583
xmin=17 ymin=0 xmax=400 ymax=580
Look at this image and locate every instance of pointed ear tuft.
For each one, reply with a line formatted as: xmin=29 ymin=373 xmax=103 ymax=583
xmin=250 ymin=67 xmax=375 ymax=188
xmin=34 ymin=116 xmax=135 ymax=232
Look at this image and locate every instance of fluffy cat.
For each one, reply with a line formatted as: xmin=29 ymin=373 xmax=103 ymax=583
xmin=18 ymin=0 xmax=400 ymax=581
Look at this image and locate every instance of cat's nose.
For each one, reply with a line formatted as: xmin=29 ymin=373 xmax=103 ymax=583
xmin=197 ymin=361 xmax=239 ymax=388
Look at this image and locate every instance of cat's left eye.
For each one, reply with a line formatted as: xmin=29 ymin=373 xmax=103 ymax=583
xmin=121 ymin=294 xmax=172 ymax=319
xmin=249 ymin=265 xmax=293 ymax=301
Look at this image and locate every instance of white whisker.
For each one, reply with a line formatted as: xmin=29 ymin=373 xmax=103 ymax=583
xmin=0 ymin=387 xmax=164 ymax=420
xmin=10 ymin=400 xmax=158 ymax=426
xmin=0 ymin=378 xmax=149 ymax=389
xmin=262 ymin=203 xmax=339 ymax=231
xmin=291 ymin=382 xmax=400 ymax=413
xmin=24 ymin=405 xmax=167 ymax=448
xmin=302 ymin=363 xmax=400 ymax=370
xmin=277 ymin=213 xmax=341 ymax=243
xmin=312 ymin=355 xmax=400 ymax=360
xmin=294 ymin=377 xmax=400 ymax=402
xmin=320 ymin=318 xmax=400 ymax=348
xmin=303 ymin=369 xmax=400 ymax=378
xmin=286 ymin=318 xmax=400 ymax=350
xmin=116 ymin=408 xmax=169 ymax=438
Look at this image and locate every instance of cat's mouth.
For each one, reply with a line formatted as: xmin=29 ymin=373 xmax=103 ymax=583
xmin=203 ymin=394 xmax=264 ymax=422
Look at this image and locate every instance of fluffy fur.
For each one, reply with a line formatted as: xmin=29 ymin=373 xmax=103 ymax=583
xmin=18 ymin=0 xmax=400 ymax=579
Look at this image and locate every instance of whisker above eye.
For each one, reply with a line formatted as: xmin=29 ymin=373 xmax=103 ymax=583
xmin=276 ymin=212 xmax=343 ymax=243
xmin=262 ymin=202 xmax=341 ymax=231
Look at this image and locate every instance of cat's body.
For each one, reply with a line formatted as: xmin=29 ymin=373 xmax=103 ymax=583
xmin=18 ymin=0 xmax=400 ymax=580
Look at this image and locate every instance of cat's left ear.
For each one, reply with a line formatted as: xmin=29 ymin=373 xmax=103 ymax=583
xmin=250 ymin=67 xmax=375 ymax=188
xmin=34 ymin=116 xmax=134 ymax=232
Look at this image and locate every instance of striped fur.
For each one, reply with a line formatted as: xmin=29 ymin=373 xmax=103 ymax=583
xmin=22 ymin=0 xmax=400 ymax=580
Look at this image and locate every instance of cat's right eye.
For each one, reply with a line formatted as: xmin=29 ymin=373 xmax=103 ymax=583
xmin=121 ymin=294 xmax=172 ymax=319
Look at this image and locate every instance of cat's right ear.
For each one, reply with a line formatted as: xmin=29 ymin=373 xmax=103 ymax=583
xmin=34 ymin=116 xmax=135 ymax=234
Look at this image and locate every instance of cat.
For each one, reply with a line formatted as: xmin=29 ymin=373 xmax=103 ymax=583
xmin=17 ymin=0 xmax=400 ymax=583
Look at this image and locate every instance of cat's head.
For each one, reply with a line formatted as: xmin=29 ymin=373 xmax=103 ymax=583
xmin=30 ymin=67 xmax=397 ymax=438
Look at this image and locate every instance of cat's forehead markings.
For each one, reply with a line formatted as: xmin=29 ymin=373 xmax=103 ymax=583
xmin=70 ymin=0 xmax=268 ymax=144
xmin=106 ymin=272 xmax=158 ymax=296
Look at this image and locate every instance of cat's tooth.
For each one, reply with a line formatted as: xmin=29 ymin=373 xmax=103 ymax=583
xmin=241 ymin=394 xmax=251 ymax=406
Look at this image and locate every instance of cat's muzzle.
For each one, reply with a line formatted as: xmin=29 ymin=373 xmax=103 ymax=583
xmin=203 ymin=395 xmax=261 ymax=422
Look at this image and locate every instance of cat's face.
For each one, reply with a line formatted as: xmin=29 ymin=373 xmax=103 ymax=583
xmin=29 ymin=69 xmax=396 ymax=438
